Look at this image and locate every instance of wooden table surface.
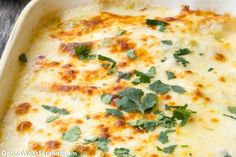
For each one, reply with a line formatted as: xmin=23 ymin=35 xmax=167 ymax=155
xmin=0 ymin=0 xmax=30 ymax=58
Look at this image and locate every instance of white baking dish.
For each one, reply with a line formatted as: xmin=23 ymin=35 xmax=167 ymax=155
xmin=1 ymin=0 xmax=236 ymax=128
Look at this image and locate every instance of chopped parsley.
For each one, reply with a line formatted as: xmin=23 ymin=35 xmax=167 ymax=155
xmin=171 ymin=85 xmax=186 ymax=94
xmin=132 ymin=66 xmax=156 ymax=84
xmin=117 ymin=72 xmax=132 ymax=81
xmin=101 ymin=94 xmax=113 ymax=104
xmin=18 ymin=53 xmax=28 ymax=63
xmin=175 ymin=48 xmax=191 ymax=56
xmin=46 ymin=116 xmax=59 ymax=123
xmin=146 ymin=19 xmax=168 ymax=32
xmin=224 ymin=152 xmax=232 ymax=157
xmin=98 ymin=55 xmax=117 ymax=74
xmin=117 ymin=88 xmax=157 ymax=115
xmin=172 ymin=104 xmax=192 ymax=126
xmin=42 ymin=105 xmax=69 ymax=115
xmin=156 ymin=111 xmax=177 ymax=128
xmin=161 ymin=40 xmax=173 ymax=45
xmin=74 ymin=45 xmax=96 ymax=60
xmin=149 ymin=80 xmax=171 ymax=94
xmin=62 ymin=126 xmax=81 ymax=142
xmin=161 ymin=57 xmax=167 ymax=62
xmin=127 ymin=49 xmax=137 ymax=59
xmin=208 ymin=68 xmax=214 ymax=72
xmin=116 ymin=29 xmax=126 ymax=36
xmin=106 ymin=108 xmax=123 ymax=118
xmin=158 ymin=145 xmax=177 ymax=154
xmin=228 ymin=106 xmax=236 ymax=114
xmin=129 ymin=119 xmax=159 ymax=132
xmin=223 ymin=114 xmax=236 ymax=120
xmin=158 ymin=130 xmax=175 ymax=144
xmin=173 ymin=54 xmax=189 ymax=67
xmin=114 ymin=148 xmax=135 ymax=157
xmin=84 ymin=137 xmax=109 ymax=152
xmin=166 ymin=71 xmax=176 ymax=80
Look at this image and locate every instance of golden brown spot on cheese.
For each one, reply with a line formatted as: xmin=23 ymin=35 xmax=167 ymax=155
xmin=17 ymin=121 xmax=32 ymax=133
xmin=211 ymin=118 xmax=219 ymax=123
xmin=73 ymin=144 xmax=97 ymax=156
xmin=51 ymin=83 xmax=99 ymax=95
xmin=45 ymin=140 xmax=61 ymax=151
xmin=98 ymin=124 xmax=110 ymax=138
xmin=59 ymin=69 xmax=79 ymax=83
xmin=28 ymin=141 xmax=44 ymax=151
xmin=15 ymin=102 xmax=31 ymax=116
xmin=219 ymin=76 xmax=226 ymax=82
xmin=214 ymin=53 xmax=226 ymax=62
xmin=111 ymin=37 xmax=136 ymax=53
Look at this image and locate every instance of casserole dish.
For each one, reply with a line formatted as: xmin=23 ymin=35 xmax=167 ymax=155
xmin=1 ymin=0 xmax=236 ymax=156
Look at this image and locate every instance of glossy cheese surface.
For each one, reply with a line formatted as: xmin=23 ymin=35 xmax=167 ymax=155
xmin=1 ymin=1 xmax=236 ymax=157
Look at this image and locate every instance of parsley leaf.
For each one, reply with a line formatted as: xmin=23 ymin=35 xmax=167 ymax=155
xmin=116 ymin=29 xmax=127 ymax=36
xmin=62 ymin=126 xmax=81 ymax=142
xmin=223 ymin=114 xmax=236 ymax=120
xmin=161 ymin=57 xmax=167 ymax=62
xmin=42 ymin=105 xmax=69 ymax=115
xmin=129 ymin=119 xmax=158 ymax=132
xmin=161 ymin=40 xmax=173 ymax=45
xmin=228 ymin=106 xmax=236 ymax=114
xmin=18 ymin=53 xmax=28 ymax=63
xmin=158 ymin=130 xmax=175 ymax=144
xmin=172 ymin=104 xmax=192 ymax=126
xmin=132 ymin=66 xmax=156 ymax=84
xmin=171 ymin=85 xmax=186 ymax=94
xmin=166 ymin=71 xmax=176 ymax=80
xmin=114 ymin=148 xmax=135 ymax=157
xmin=163 ymin=145 xmax=177 ymax=154
xmin=156 ymin=111 xmax=177 ymax=128
xmin=146 ymin=19 xmax=168 ymax=32
xmin=46 ymin=116 xmax=59 ymax=123
xmin=117 ymin=88 xmax=157 ymax=115
xmin=173 ymin=54 xmax=189 ymax=67
xmin=84 ymin=137 xmax=109 ymax=152
xmin=175 ymin=48 xmax=191 ymax=56
xmin=74 ymin=45 xmax=95 ymax=60
xmin=208 ymin=68 xmax=214 ymax=72
xmin=127 ymin=49 xmax=137 ymax=59
xmin=106 ymin=108 xmax=123 ymax=118
xmin=101 ymin=94 xmax=113 ymax=104
xmin=98 ymin=55 xmax=117 ymax=74
xmin=224 ymin=152 xmax=232 ymax=157
xmin=117 ymin=72 xmax=132 ymax=81
xmin=149 ymin=80 xmax=171 ymax=94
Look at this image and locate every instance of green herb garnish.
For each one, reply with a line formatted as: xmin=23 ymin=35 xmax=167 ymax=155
xmin=46 ymin=116 xmax=59 ymax=123
xmin=146 ymin=19 xmax=168 ymax=32
xmin=171 ymin=85 xmax=186 ymax=94
xmin=228 ymin=107 xmax=236 ymax=114
xmin=98 ymin=55 xmax=117 ymax=74
xmin=117 ymin=72 xmax=132 ymax=81
xmin=132 ymin=66 xmax=156 ymax=84
xmin=172 ymin=104 xmax=192 ymax=126
xmin=127 ymin=49 xmax=137 ymax=59
xmin=69 ymin=152 xmax=81 ymax=157
xmin=74 ymin=45 xmax=95 ymax=60
xmin=18 ymin=53 xmax=28 ymax=63
xmin=116 ymin=30 xmax=127 ymax=36
xmin=117 ymin=88 xmax=157 ymax=115
xmin=106 ymin=108 xmax=123 ymax=118
xmin=114 ymin=148 xmax=135 ymax=157
xmin=173 ymin=54 xmax=189 ymax=67
xmin=149 ymin=80 xmax=171 ymax=94
xmin=163 ymin=145 xmax=177 ymax=154
xmin=62 ymin=126 xmax=81 ymax=142
xmin=158 ymin=130 xmax=175 ymax=144
xmin=161 ymin=40 xmax=173 ymax=45
xmin=223 ymin=114 xmax=236 ymax=120
xmin=101 ymin=94 xmax=113 ymax=104
xmin=42 ymin=105 xmax=69 ymax=115
xmin=208 ymin=68 xmax=214 ymax=72
xmin=175 ymin=48 xmax=191 ymax=56
xmin=166 ymin=71 xmax=176 ymax=80
xmin=84 ymin=137 xmax=109 ymax=152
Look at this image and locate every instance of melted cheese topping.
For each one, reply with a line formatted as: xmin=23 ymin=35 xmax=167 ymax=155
xmin=1 ymin=1 xmax=236 ymax=157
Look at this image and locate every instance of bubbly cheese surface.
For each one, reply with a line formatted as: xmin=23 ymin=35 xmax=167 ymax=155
xmin=1 ymin=1 xmax=236 ymax=157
